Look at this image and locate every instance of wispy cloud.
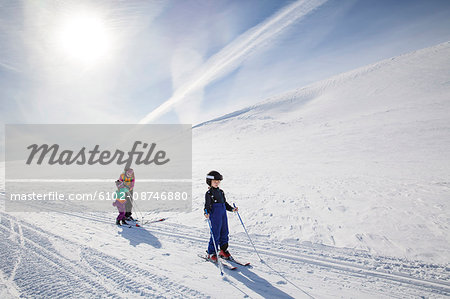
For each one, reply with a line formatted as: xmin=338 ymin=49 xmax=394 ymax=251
xmin=139 ymin=0 xmax=328 ymax=124
xmin=0 ymin=61 xmax=21 ymax=73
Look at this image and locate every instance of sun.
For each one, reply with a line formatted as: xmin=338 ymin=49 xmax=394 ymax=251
xmin=57 ymin=12 xmax=111 ymax=65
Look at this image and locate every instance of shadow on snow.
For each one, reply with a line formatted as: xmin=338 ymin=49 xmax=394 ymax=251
xmin=118 ymin=226 xmax=162 ymax=248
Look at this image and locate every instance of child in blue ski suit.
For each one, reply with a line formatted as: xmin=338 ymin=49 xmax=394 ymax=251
xmin=204 ymin=171 xmax=238 ymax=261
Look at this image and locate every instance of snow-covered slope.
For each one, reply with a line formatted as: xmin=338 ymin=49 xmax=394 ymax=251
xmin=187 ymin=41 xmax=450 ymax=264
xmin=1 ymin=43 xmax=449 ymax=298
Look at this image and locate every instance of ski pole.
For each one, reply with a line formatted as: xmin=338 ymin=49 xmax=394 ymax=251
xmin=233 ymin=203 xmax=264 ymax=262
xmin=130 ymin=190 xmax=144 ymax=223
xmin=205 ymin=209 xmax=224 ymax=276
xmin=232 ymin=204 xmax=315 ymax=298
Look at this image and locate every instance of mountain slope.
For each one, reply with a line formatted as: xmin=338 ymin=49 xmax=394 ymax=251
xmin=189 ymin=41 xmax=450 ymax=264
xmin=1 ymin=42 xmax=449 ymax=298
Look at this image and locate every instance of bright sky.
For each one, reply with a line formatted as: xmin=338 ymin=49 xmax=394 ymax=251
xmin=1 ymin=0 xmax=450 ymax=158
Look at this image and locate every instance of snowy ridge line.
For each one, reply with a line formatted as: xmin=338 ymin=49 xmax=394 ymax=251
xmin=192 ymin=87 xmax=318 ymax=128
xmin=147 ymin=225 xmax=450 ymax=295
xmin=0 ymin=212 xmax=209 ymax=298
xmin=193 ymin=41 xmax=450 ymax=129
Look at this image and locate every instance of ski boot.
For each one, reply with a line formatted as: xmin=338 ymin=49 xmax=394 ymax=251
xmin=116 ymin=219 xmax=121 ymax=226
xmin=219 ymin=250 xmax=231 ymax=260
xmin=121 ymin=219 xmax=128 ymax=225
xmin=208 ymin=254 xmax=218 ymax=262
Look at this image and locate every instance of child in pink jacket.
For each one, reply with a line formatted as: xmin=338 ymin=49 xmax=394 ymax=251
xmin=119 ymin=167 xmax=135 ymax=221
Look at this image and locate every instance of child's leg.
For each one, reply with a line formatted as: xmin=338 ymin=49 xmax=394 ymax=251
xmin=219 ymin=213 xmax=229 ymax=250
xmin=207 ymin=212 xmax=223 ymax=254
xmin=125 ymin=191 xmax=133 ymax=218
xmin=118 ymin=211 xmax=125 ymax=220
xmin=117 ymin=202 xmax=126 ymax=220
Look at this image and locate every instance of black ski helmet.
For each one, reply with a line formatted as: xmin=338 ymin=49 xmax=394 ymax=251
xmin=206 ymin=170 xmax=223 ymax=186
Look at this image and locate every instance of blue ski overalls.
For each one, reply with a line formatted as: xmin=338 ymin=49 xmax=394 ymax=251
xmin=205 ymin=188 xmax=231 ymax=254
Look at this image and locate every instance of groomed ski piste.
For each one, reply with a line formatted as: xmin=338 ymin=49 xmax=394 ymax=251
xmin=1 ymin=42 xmax=449 ymax=298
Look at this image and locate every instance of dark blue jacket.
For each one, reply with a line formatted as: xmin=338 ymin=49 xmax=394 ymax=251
xmin=204 ymin=187 xmax=234 ymax=214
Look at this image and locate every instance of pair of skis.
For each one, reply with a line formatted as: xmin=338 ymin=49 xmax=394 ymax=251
xmin=117 ymin=217 xmax=167 ymax=228
xmin=140 ymin=218 xmax=167 ymax=225
xmin=117 ymin=220 xmax=140 ymax=228
xmin=198 ymin=254 xmax=250 ymax=270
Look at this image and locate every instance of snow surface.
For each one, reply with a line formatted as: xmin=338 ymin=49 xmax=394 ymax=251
xmin=1 ymin=42 xmax=450 ymax=298
xmin=188 ymin=41 xmax=450 ymax=264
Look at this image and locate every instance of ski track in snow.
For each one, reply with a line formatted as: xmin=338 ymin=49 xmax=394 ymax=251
xmin=0 ymin=217 xmax=23 ymax=298
xmin=0 ymin=211 xmax=208 ymax=298
xmin=149 ymin=222 xmax=450 ymax=296
xmin=0 ymin=206 xmax=449 ymax=298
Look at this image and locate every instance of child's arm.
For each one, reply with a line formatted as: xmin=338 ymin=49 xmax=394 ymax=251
xmin=225 ymin=202 xmax=234 ymax=211
xmin=130 ymin=177 xmax=135 ymax=190
xmin=112 ymin=191 xmax=118 ymax=206
xmin=204 ymin=192 xmax=212 ymax=216
xmin=222 ymin=191 xmax=235 ymax=212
